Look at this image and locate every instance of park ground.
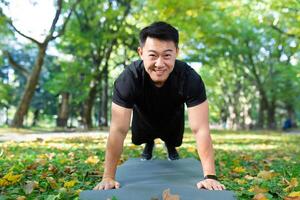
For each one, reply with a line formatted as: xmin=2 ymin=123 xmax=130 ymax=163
xmin=0 ymin=128 xmax=300 ymax=200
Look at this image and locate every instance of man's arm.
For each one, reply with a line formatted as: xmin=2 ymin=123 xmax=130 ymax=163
xmin=94 ymin=102 xmax=132 ymax=190
xmin=187 ymin=100 xmax=225 ymax=190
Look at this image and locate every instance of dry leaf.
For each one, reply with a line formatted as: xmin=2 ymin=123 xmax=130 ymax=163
xmin=26 ymin=163 xmax=38 ymax=170
xmin=23 ymin=181 xmax=38 ymax=194
xmin=187 ymin=147 xmax=196 ymax=153
xmin=288 ymin=191 xmax=300 ymax=197
xmin=64 ymin=180 xmax=77 ymax=188
xmin=234 ymin=178 xmax=247 ymax=184
xmin=48 ymin=164 xmax=58 ymax=174
xmin=245 ymin=175 xmax=255 ymax=180
xmin=248 ymin=185 xmax=268 ymax=194
xmin=284 ymin=178 xmax=299 ymax=192
xmin=162 ymin=189 xmax=180 ymax=200
xmin=232 ymin=166 xmax=246 ymax=173
xmin=85 ymin=156 xmax=99 ymax=165
xmin=257 ymin=170 xmax=277 ymax=180
xmin=252 ymin=193 xmax=268 ymax=200
xmin=3 ymin=172 xmax=22 ymax=184
xmin=46 ymin=177 xmax=58 ymax=189
xmin=16 ymin=196 xmax=26 ymax=200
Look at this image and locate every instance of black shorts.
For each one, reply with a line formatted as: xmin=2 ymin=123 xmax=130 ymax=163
xmin=131 ymin=105 xmax=184 ymax=147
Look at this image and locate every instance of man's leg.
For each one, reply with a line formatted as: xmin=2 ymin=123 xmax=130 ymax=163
xmin=161 ymin=107 xmax=184 ymax=160
xmin=131 ymin=107 xmax=156 ymax=160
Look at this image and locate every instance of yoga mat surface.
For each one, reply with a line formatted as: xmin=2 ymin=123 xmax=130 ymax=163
xmin=80 ymin=158 xmax=236 ymax=200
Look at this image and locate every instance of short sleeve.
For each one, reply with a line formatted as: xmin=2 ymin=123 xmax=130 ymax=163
xmin=112 ymin=69 xmax=136 ymax=108
xmin=185 ymin=69 xmax=207 ymax=107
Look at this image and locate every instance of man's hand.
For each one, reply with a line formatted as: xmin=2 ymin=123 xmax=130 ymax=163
xmin=196 ymin=179 xmax=226 ymax=190
xmin=93 ymin=177 xmax=120 ymax=190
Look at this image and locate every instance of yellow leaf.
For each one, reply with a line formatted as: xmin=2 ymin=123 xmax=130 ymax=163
xmin=232 ymin=166 xmax=246 ymax=173
xmin=46 ymin=177 xmax=58 ymax=189
xmin=253 ymin=193 xmax=268 ymax=200
xmin=249 ymin=185 xmax=269 ymax=194
xmin=16 ymin=196 xmax=26 ymax=200
xmin=234 ymin=178 xmax=247 ymax=184
xmin=3 ymin=172 xmax=22 ymax=184
xmin=64 ymin=180 xmax=77 ymax=188
xmin=85 ymin=156 xmax=99 ymax=165
xmin=285 ymin=178 xmax=299 ymax=192
xmin=187 ymin=147 xmax=196 ymax=153
xmin=75 ymin=189 xmax=82 ymax=195
xmin=257 ymin=170 xmax=277 ymax=180
xmin=288 ymin=191 xmax=300 ymax=197
xmin=0 ymin=178 xmax=10 ymax=186
xmin=129 ymin=145 xmax=137 ymax=150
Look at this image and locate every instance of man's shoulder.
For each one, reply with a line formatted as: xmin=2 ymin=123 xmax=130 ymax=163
xmin=124 ymin=60 xmax=143 ymax=79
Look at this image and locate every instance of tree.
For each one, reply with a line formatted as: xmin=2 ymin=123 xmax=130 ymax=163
xmin=0 ymin=0 xmax=79 ymax=127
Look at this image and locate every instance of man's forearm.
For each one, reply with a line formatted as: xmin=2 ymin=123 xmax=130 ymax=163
xmin=194 ymin=130 xmax=216 ymax=176
xmin=103 ymin=131 xmax=126 ymax=179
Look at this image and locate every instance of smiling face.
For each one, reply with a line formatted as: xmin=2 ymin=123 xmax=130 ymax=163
xmin=138 ymin=37 xmax=179 ymax=87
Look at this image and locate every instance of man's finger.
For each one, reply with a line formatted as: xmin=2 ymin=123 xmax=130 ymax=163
xmin=197 ymin=181 xmax=204 ymax=189
xmin=115 ymin=182 xmax=120 ymax=189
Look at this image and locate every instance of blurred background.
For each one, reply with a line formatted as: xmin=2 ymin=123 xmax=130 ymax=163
xmin=0 ymin=0 xmax=299 ymax=131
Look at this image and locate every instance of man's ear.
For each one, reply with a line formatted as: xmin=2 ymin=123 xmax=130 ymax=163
xmin=176 ymin=48 xmax=179 ymax=57
xmin=137 ymin=47 xmax=143 ymax=58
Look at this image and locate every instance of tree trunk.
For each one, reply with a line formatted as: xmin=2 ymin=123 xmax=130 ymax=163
xmin=82 ymin=84 xmax=97 ymax=129
xmin=56 ymin=92 xmax=70 ymax=128
xmin=31 ymin=109 xmax=40 ymax=126
xmin=100 ymin=68 xmax=108 ymax=127
xmin=11 ymin=45 xmax=47 ymax=127
xmin=267 ymin=100 xmax=276 ymax=129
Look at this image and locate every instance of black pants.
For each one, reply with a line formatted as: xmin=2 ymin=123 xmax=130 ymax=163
xmin=131 ymin=105 xmax=184 ymax=147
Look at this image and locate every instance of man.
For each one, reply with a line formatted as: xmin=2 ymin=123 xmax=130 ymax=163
xmin=93 ymin=21 xmax=226 ymax=191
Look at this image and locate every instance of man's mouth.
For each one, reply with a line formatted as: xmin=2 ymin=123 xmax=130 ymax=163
xmin=153 ymin=68 xmax=166 ymax=76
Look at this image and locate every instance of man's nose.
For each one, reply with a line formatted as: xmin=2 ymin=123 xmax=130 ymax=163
xmin=155 ymin=57 xmax=165 ymax=68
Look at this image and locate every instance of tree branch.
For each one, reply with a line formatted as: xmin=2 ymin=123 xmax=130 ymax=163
xmin=7 ymin=19 xmax=42 ymax=45
xmin=3 ymin=50 xmax=30 ymax=79
xmin=271 ymin=25 xmax=300 ymax=39
xmin=49 ymin=0 xmax=80 ymax=41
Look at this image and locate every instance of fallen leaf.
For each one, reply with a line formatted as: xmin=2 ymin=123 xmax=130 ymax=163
xmin=48 ymin=164 xmax=58 ymax=174
xmin=16 ymin=196 xmax=26 ymax=200
xmin=232 ymin=166 xmax=246 ymax=173
xmin=245 ymin=175 xmax=255 ymax=180
xmin=64 ymin=180 xmax=77 ymax=188
xmin=162 ymin=189 xmax=180 ymax=200
xmin=288 ymin=191 xmax=300 ymax=197
xmin=187 ymin=147 xmax=196 ymax=153
xmin=249 ymin=185 xmax=269 ymax=194
xmin=0 ymin=178 xmax=10 ymax=186
xmin=26 ymin=163 xmax=38 ymax=170
xmin=284 ymin=178 xmax=299 ymax=192
xmin=257 ymin=170 xmax=277 ymax=180
xmin=23 ymin=181 xmax=38 ymax=194
xmin=85 ymin=156 xmax=99 ymax=165
xmin=234 ymin=178 xmax=247 ymax=184
xmin=252 ymin=193 xmax=268 ymax=200
xmin=46 ymin=177 xmax=58 ymax=189
xmin=3 ymin=172 xmax=22 ymax=184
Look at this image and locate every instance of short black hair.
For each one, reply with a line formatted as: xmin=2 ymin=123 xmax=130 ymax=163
xmin=139 ymin=21 xmax=179 ymax=48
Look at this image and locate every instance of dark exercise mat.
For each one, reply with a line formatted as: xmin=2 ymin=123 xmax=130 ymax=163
xmin=80 ymin=158 xmax=236 ymax=200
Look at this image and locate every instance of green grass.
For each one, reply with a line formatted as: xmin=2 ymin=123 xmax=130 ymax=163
xmin=0 ymin=130 xmax=300 ymax=199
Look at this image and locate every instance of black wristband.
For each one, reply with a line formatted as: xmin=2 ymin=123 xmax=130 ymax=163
xmin=204 ymin=175 xmax=218 ymax=181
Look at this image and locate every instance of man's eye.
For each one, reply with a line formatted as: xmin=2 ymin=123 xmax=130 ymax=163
xmin=149 ymin=54 xmax=156 ymax=57
xmin=165 ymin=54 xmax=171 ymax=57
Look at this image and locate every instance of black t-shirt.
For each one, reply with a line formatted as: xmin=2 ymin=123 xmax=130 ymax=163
xmin=112 ymin=60 xmax=207 ymax=127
